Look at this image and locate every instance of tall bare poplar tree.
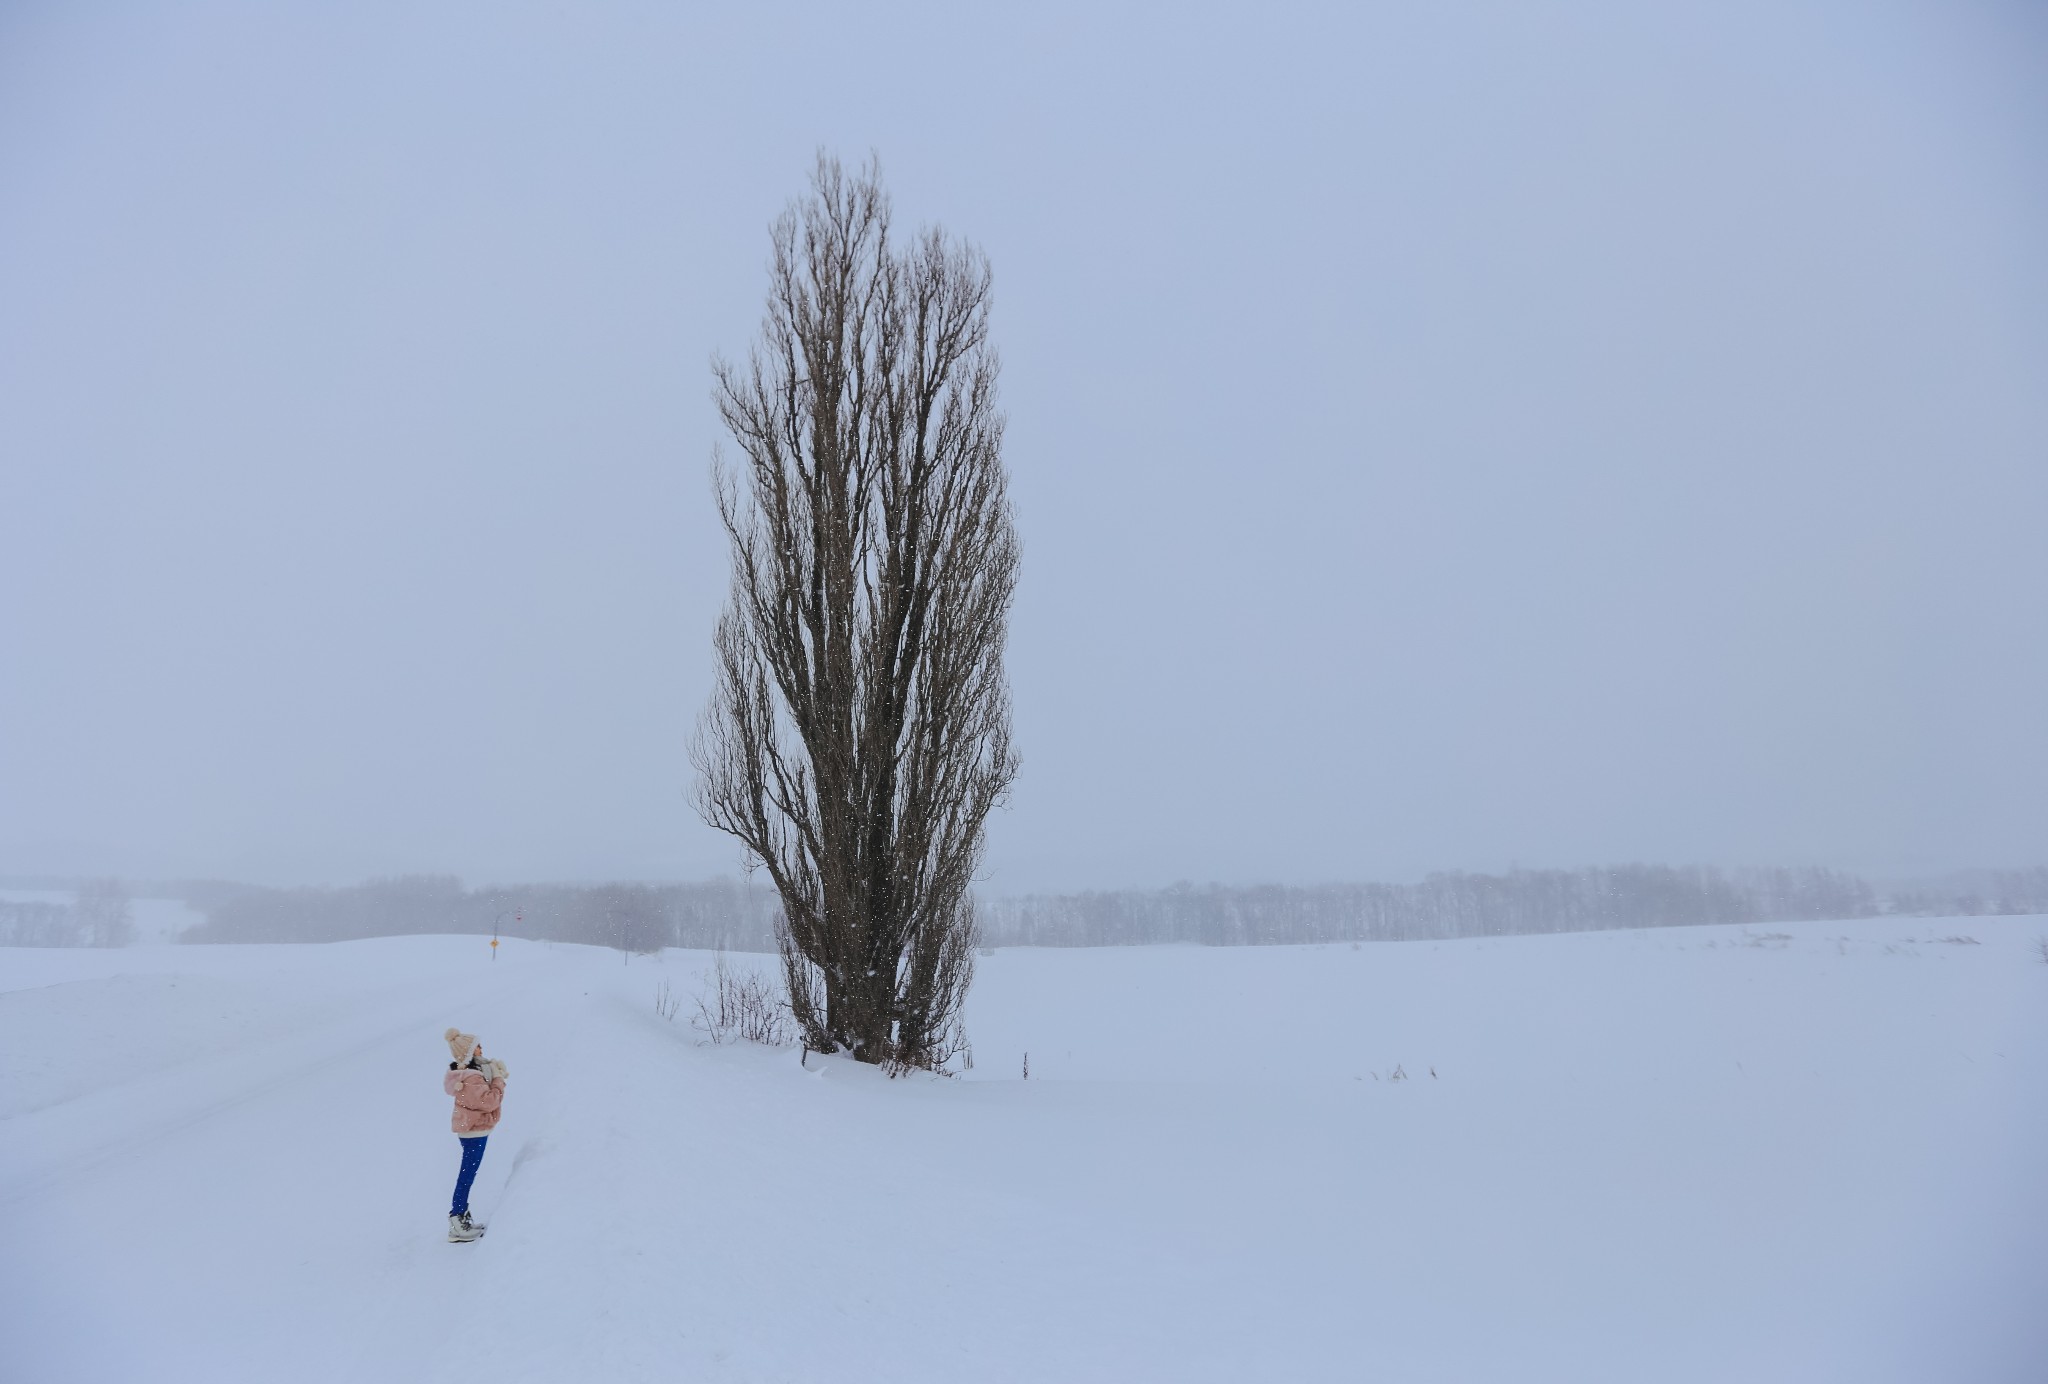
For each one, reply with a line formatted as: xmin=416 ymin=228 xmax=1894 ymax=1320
xmin=693 ymin=156 xmax=1019 ymax=1070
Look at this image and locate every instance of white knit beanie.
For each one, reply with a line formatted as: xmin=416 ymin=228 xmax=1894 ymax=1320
xmin=445 ymin=1027 xmax=479 ymax=1065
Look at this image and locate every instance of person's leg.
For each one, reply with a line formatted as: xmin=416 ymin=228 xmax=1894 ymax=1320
xmin=450 ymin=1136 xmax=488 ymax=1217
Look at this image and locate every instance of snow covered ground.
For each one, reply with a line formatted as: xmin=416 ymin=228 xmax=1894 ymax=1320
xmin=3 ymin=919 xmax=2044 ymax=1383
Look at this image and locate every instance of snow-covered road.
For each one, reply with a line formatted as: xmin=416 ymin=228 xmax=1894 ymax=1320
xmin=3 ymin=921 xmax=2044 ymax=1382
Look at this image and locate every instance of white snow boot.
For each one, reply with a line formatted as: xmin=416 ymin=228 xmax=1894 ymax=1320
xmin=447 ymin=1212 xmax=484 ymax=1243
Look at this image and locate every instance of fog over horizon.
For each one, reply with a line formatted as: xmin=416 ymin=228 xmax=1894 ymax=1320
xmin=3 ymin=2 xmax=2044 ymax=893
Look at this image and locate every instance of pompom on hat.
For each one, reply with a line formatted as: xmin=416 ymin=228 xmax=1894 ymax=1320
xmin=445 ymin=1027 xmax=480 ymax=1065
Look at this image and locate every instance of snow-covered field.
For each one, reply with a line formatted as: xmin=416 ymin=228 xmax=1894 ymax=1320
xmin=3 ymin=919 xmax=2044 ymax=1383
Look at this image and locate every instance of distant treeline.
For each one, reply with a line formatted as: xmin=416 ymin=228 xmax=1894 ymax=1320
xmin=154 ymin=864 xmax=2048 ymax=952
xmin=1880 ymin=867 xmax=2048 ymax=921
xmin=0 ymin=880 xmax=135 ymax=948
xmin=178 ymin=876 xmax=782 ymax=951
xmin=976 ymin=866 xmax=2048 ymax=948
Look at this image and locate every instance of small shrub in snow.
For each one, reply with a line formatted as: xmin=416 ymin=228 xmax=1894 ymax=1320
xmin=2037 ymin=938 xmax=2048 ymax=965
xmin=691 ymin=951 xmax=793 ymax=1047
xmin=654 ymin=978 xmax=680 ymax=1023
xmin=904 ymin=1026 xmax=972 ymax=1077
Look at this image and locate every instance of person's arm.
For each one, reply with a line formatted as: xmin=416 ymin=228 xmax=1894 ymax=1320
xmin=453 ymin=1071 xmax=504 ymax=1114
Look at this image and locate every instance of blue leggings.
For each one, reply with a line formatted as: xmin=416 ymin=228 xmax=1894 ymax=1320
xmin=450 ymin=1136 xmax=488 ymax=1217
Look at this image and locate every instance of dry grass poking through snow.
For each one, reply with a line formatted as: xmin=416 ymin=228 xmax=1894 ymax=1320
xmin=681 ymin=950 xmax=791 ymax=1047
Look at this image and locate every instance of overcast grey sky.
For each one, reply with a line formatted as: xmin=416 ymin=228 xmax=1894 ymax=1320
xmin=2 ymin=1 xmax=2043 ymax=890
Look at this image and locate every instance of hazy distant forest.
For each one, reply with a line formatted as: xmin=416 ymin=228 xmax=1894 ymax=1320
xmin=8 ymin=865 xmax=2044 ymax=951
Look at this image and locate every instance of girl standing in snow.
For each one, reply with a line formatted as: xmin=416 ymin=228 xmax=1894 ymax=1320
xmin=442 ymin=1027 xmax=507 ymax=1242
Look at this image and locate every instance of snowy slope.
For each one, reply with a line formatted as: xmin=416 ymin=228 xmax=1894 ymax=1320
xmin=3 ymin=920 xmax=2044 ymax=1383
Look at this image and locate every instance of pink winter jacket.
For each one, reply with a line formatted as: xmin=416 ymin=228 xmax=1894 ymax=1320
xmin=445 ymin=1065 xmax=505 ymax=1137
